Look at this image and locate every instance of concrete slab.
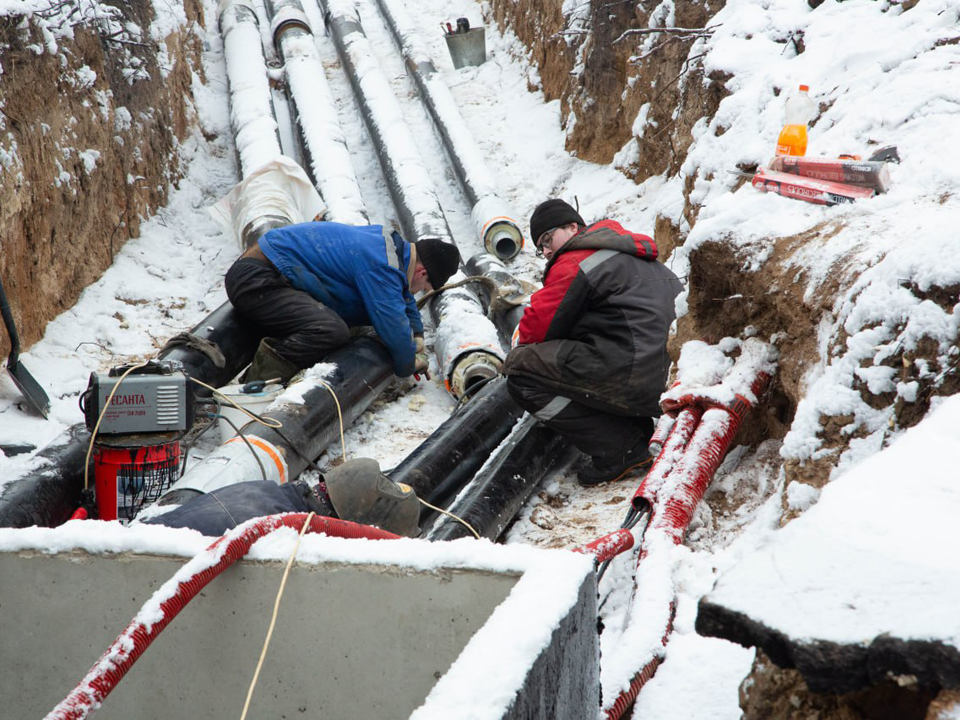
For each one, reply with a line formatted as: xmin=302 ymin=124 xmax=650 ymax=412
xmin=0 ymin=523 xmax=597 ymax=719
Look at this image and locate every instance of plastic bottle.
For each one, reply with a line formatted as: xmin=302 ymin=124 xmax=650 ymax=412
xmin=775 ymin=84 xmax=816 ymax=157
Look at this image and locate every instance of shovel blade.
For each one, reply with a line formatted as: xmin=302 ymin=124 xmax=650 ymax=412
xmin=7 ymin=360 xmax=50 ymax=419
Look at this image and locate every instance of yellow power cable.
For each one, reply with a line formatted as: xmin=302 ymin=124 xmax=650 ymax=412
xmin=416 ymin=497 xmax=481 ymax=539
xmin=83 ymin=361 xmax=150 ymax=491
xmin=313 ymin=378 xmax=347 ymax=461
xmin=188 ymin=377 xmax=283 ymax=430
xmin=240 ymin=512 xmax=316 ymax=720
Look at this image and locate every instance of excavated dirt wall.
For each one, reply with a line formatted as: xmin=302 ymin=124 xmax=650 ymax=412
xmin=0 ymin=1 xmax=205 ymax=356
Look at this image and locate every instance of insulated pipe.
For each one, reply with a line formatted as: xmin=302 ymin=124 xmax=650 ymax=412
xmin=218 ymin=0 xmax=284 ymax=177
xmin=425 ymin=415 xmax=566 ymax=541
xmin=429 ymin=280 xmax=505 ymax=399
xmin=371 ymin=0 xmax=525 ymax=260
xmin=156 ymin=336 xmax=395 ymax=507
xmin=48 ymin=513 xmax=399 ymax=720
xmin=389 ymin=376 xmax=524 ymax=508
xmin=464 ymin=252 xmax=531 ymax=343
xmin=317 ymin=0 xmax=451 ymax=244
xmin=265 ymin=0 xmax=367 ymax=224
xmin=315 ymin=0 xmax=513 ymax=401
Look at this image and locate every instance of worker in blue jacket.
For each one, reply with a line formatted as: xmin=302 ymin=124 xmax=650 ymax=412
xmin=225 ymin=221 xmax=460 ymax=383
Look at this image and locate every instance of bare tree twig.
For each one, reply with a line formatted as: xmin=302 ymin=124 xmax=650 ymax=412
xmin=615 ymin=23 xmax=721 ymax=45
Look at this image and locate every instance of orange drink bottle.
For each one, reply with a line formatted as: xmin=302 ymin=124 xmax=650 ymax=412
xmin=776 ymin=84 xmax=815 ymax=157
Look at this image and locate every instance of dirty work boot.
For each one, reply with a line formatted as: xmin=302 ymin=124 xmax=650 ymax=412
xmin=577 ymin=439 xmax=653 ymax=487
xmin=242 ymin=338 xmax=299 ymax=385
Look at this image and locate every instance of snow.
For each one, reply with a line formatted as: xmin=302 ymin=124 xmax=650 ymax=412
xmin=1 ymin=0 xmax=959 ymax=717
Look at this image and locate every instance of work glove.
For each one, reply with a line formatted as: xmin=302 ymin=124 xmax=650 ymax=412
xmin=414 ymin=333 xmax=425 ymax=354
xmin=413 ymin=352 xmax=430 ymax=381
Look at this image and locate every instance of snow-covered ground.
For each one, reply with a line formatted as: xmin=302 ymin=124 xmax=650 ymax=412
xmin=1 ymin=0 xmax=959 ymax=717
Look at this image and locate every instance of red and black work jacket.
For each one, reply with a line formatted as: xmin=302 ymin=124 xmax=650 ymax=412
xmin=502 ymin=220 xmax=683 ymax=417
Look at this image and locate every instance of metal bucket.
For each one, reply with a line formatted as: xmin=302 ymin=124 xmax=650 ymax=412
xmin=445 ymin=27 xmax=486 ymax=69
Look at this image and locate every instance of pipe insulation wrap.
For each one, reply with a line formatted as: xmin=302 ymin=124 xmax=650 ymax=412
xmin=218 ymin=0 xmax=282 ymax=177
xmin=266 ymin=0 xmax=367 ymax=224
xmin=319 ymin=0 xmax=450 ymax=243
xmin=161 ymin=435 xmax=288 ymax=498
xmin=464 ymin=252 xmax=530 ymax=341
xmin=372 ymin=0 xmax=525 ymax=259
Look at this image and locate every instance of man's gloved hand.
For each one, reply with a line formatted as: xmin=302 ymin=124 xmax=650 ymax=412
xmin=414 ymin=334 xmax=425 ymax=354
xmin=413 ymin=352 xmax=430 ymax=381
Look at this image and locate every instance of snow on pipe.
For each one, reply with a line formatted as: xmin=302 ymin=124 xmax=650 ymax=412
xmin=265 ymin=0 xmax=367 ymax=224
xmin=153 ymin=336 xmax=395 ymax=509
xmin=47 ymin=513 xmax=399 ymax=720
xmin=389 ymin=376 xmax=525 ymax=510
xmin=429 ymin=278 xmax=505 ymax=399
xmin=370 ymin=0 xmax=525 ymax=260
xmin=317 ymin=0 xmax=451 ymax=244
xmin=424 ymin=414 xmax=566 ymax=541
xmin=464 ymin=252 xmax=531 ymax=344
xmin=316 ymin=0 xmax=508 ymax=400
xmin=602 ymin=344 xmax=775 ymax=719
xmin=218 ymin=0 xmax=283 ymax=178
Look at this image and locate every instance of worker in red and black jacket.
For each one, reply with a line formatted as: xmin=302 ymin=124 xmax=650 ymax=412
xmin=501 ymin=199 xmax=683 ymax=486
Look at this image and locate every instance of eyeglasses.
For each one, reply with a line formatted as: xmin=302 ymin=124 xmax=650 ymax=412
xmin=535 ymin=228 xmax=557 ymax=258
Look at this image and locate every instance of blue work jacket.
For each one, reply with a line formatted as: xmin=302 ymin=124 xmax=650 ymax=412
xmin=260 ymin=221 xmax=423 ymax=376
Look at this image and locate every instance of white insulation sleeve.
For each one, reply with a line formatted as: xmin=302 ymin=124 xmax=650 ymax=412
xmin=208 ymin=155 xmax=327 ymax=250
xmin=162 ymin=435 xmax=289 ymax=496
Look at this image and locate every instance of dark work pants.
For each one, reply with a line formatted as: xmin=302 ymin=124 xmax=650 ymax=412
xmin=506 ymin=375 xmax=653 ymax=461
xmin=225 ymin=257 xmax=350 ymax=368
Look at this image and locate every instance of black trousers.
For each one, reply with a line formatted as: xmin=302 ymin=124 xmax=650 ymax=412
xmin=506 ymin=375 xmax=653 ymax=461
xmin=225 ymin=257 xmax=350 ymax=367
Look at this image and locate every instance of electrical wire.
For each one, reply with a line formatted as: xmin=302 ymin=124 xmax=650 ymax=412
xmin=417 ymin=497 xmax=481 ymax=539
xmin=218 ymin=413 xmax=268 ymax=481
xmin=188 ymin=377 xmax=283 ymax=430
xmin=240 ymin=512 xmax=316 ymax=720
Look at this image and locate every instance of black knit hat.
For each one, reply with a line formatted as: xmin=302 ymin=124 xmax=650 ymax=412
xmin=529 ymin=199 xmax=586 ymax=245
xmin=415 ymin=239 xmax=461 ymax=289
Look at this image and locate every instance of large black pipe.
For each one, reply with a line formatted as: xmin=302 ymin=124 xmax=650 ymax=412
xmin=424 ymin=417 xmax=568 ymax=541
xmin=389 ymin=376 xmax=524 ymax=508
xmin=159 ymin=336 xmax=395 ymax=505
xmin=0 ymin=425 xmax=90 ymax=528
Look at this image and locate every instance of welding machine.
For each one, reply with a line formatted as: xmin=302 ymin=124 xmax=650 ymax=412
xmin=82 ymin=360 xmax=196 ymax=435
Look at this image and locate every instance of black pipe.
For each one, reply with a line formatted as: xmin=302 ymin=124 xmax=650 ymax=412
xmin=0 ymin=425 xmax=90 ymax=528
xmin=389 ymin=376 xmax=524 ymax=508
xmin=159 ymin=336 xmax=395 ymax=505
xmin=425 ymin=417 xmax=568 ymax=541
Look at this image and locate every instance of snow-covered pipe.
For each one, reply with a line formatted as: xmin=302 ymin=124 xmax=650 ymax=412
xmin=47 ymin=513 xmax=399 ymax=719
xmin=429 ymin=277 xmax=505 ymax=399
xmin=218 ymin=0 xmax=283 ymax=177
xmin=265 ymin=0 xmax=367 ymax=224
xmin=317 ymin=0 xmax=451 ymax=244
xmin=155 ymin=337 xmax=394 ymax=508
xmin=371 ymin=0 xmax=525 ymax=260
